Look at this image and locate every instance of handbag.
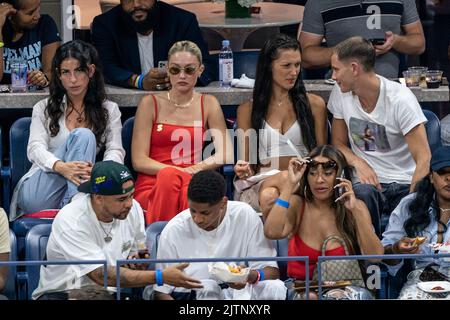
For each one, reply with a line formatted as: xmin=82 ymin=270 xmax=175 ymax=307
xmin=312 ymin=235 xmax=365 ymax=288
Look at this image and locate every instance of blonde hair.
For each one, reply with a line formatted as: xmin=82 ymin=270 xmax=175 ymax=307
xmin=168 ymin=40 xmax=203 ymax=65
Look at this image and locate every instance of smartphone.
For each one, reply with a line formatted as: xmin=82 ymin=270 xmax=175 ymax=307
xmin=419 ymin=264 xmax=449 ymax=282
xmin=369 ymin=38 xmax=386 ymax=45
xmin=335 ymin=170 xmax=346 ymax=201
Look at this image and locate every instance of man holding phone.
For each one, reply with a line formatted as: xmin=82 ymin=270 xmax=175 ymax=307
xmin=299 ymin=0 xmax=425 ymax=78
xmin=92 ymin=0 xmax=215 ymax=90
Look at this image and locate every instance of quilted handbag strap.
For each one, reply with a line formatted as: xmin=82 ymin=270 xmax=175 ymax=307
xmin=321 ymin=235 xmax=350 ymax=256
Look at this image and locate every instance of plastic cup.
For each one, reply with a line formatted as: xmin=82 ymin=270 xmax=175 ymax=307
xmin=408 ymin=66 xmax=428 ymax=87
xmin=10 ymin=58 xmax=28 ymax=93
xmin=402 ymin=70 xmax=420 ymax=87
xmin=425 ymin=70 xmax=443 ymax=89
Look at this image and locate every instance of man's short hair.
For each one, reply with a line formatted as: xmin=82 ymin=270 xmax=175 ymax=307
xmin=333 ymin=36 xmax=375 ymax=72
xmin=187 ymin=170 xmax=226 ymax=205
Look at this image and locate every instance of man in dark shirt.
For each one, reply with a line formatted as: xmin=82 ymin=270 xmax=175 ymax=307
xmin=92 ymin=0 xmax=216 ymax=90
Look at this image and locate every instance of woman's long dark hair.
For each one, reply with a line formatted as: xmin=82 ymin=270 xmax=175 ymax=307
xmin=404 ymin=175 xmax=446 ymax=237
xmin=251 ymin=33 xmax=316 ymax=172
xmin=46 ymin=40 xmax=108 ymax=148
xmin=2 ymin=0 xmax=29 ymax=43
xmin=297 ymin=145 xmax=360 ymax=255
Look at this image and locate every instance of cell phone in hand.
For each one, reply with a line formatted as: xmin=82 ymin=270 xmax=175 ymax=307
xmin=335 ymin=170 xmax=346 ymax=201
xmin=369 ymin=38 xmax=386 ymax=45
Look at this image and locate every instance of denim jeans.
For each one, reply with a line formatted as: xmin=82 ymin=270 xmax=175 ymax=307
xmin=18 ymin=128 xmax=97 ymax=213
xmin=353 ymin=182 xmax=410 ymax=237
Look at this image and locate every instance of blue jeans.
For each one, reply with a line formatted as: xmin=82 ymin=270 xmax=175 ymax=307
xmin=18 ymin=128 xmax=96 ymax=213
xmin=353 ymin=182 xmax=410 ymax=237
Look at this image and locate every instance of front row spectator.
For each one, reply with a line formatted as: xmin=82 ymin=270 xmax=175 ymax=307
xmin=154 ymin=170 xmax=286 ymax=300
xmin=328 ymin=36 xmax=431 ymax=236
xmin=382 ymin=146 xmax=450 ymax=299
xmin=0 ymin=208 xmax=10 ymax=300
xmin=10 ymin=40 xmax=125 ymax=221
xmin=33 ymin=161 xmax=202 ymax=300
xmin=264 ymin=145 xmax=383 ymax=300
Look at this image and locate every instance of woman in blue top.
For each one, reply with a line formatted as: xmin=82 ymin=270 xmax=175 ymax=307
xmin=382 ymin=146 xmax=450 ymax=299
xmin=0 ymin=0 xmax=61 ymax=87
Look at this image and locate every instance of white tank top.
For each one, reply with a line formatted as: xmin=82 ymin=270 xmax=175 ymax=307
xmin=258 ymin=120 xmax=309 ymax=161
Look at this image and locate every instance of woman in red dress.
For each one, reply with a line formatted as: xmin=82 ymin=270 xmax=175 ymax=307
xmin=132 ymin=41 xmax=232 ymax=225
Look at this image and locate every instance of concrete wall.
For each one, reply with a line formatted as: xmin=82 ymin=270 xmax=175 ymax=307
xmin=41 ymin=0 xmax=61 ymax=30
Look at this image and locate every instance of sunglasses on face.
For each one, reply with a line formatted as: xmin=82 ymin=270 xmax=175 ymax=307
xmin=307 ymin=160 xmax=338 ymax=171
xmin=168 ymin=65 xmax=198 ymax=76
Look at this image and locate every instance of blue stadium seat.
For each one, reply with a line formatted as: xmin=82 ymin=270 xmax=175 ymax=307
xmin=22 ymin=224 xmax=52 ymax=300
xmin=145 ymin=221 xmax=168 ymax=261
xmin=423 ymin=109 xmax=442 ymax=153
xmin=211 ymin=50 xmax=260 ymax=79
xmin=122 ymin=117 xmax=235 ymax=199
xmin=4 ymin=229 xmax=17 ymax=300
xmin=1 ymin=117 xmax=54 ymax=257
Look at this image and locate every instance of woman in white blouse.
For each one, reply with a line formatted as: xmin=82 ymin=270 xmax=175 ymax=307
xmin=10 ymin=40 xmax=125 ymax=220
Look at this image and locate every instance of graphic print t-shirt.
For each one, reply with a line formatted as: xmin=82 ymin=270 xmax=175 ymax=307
xmin=1 ymin=14 xmax=61 ymax=84
xmin=327 ymin=75 xmax=427 ymax=184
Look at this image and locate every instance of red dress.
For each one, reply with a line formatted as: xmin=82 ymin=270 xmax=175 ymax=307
xmin=287 ymin=205 xmax=346 ymax=280
xmin=134 ymin=94 xmax=205 ymax=225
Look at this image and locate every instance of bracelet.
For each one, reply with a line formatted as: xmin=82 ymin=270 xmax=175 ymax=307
xmin=0 ymin=41 xmax=4 ymax=48
xmin=133 ymin=75 xmax=140 ymax=88
xmin=155 ymin=269 xmax=164 ymax=286
xmin=274 ymin=198 xmax=289 ymax=209
xmin=138 ymin=74 xmax=144 ymax=89
xmin=257 ymin=269 xmax=265 ymax=282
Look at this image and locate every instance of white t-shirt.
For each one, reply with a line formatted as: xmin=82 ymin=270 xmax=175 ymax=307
xmin=32 ymin=194 xmax=146 ymax=299
xmin=327 ymin=75 xmax=427 ymax=184
xmin=137 ymin=32 xmax=154 ymax=75
xmin=0 ymin=208 xmax=10 ymax=254
xmin=155 ymin=201 xmax=278 ymax=295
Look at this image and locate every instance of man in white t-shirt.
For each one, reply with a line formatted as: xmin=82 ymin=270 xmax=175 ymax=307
xmin=32 ymin=161 xmax=202 ymax=300
xmin=328 ymin=36 xmax=431 ymax=236
xmin=154 ymin=170 xmax=286 ymax=300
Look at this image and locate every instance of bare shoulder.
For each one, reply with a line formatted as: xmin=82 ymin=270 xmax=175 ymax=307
xmin=202 ymin=93 xmax=220 ymax=109
xmin=307 ymin=93 xmax=326 ymax=109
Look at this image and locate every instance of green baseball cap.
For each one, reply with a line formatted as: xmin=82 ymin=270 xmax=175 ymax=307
xmin=78 ymin=161 xmax=134 ymax=195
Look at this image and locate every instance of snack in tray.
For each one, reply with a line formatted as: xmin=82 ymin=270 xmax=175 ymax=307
xmin=412 ymin=236 xmax=427 ymax=247
xmin=431 ymin=286 xmax=445 ymax=291
xmin=228 ymin=265 xmax=243 ymax=274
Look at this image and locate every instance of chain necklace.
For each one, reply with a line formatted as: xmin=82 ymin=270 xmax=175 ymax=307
xmin=98 ymin=219 xmax=115 ymax=243
xmin=167 ymin=91 xmax=195 ymax=108
xmin=68 ymin=102 xmax=85 ymax=123
xmin=276 ymin=93 xmax=290 ymax=107
xmin=440 ymin=207 xmax=450 ymax=214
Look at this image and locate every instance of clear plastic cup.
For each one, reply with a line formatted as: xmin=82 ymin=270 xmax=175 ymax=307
xmin=425 ymin=70 xmax=443 ymax=89
xmin=403 ymin=70 xmax=420 ymax=87
xmin=10 ymin=58 xmax=28 ymax=93
xmin=408 ymin=66 xmax=428 ymax=87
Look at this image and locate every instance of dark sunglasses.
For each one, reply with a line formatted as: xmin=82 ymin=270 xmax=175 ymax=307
xmin=436 ymin=168 xmax=450 ymax=176
xmin=168 ymin=65 xmax=198 ymax=76
xmin=307 ymin=160 xmax=338 ymax=171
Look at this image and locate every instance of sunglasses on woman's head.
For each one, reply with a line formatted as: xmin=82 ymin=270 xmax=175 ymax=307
xmin=307 ymin=160 xmax=338 ymax=171
xmin=168 ymin=65 xmax=198 ymax=75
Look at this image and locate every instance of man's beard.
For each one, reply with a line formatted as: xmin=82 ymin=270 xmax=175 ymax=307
xmin=121 ymin=2 xmax=160 ymax=34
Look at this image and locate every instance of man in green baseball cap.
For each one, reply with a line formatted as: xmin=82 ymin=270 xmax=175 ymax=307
xmin=33 ymin=161 xmax=202 ymax=300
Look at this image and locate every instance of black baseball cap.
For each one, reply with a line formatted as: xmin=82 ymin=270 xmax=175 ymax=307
xmin=78 ymin=161 xmax=134 ymax=195
xmin=430 ymin=146 xmax=450 ymax=172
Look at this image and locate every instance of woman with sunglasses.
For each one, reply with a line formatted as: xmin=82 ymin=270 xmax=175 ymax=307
xmin=9 ymin=40 xmax=125 ymax=221
xmin=132 ymin=40 xmax=232 ymax=225
xmin=264 ymin=145 xmax=383 ymax=299
xmin=233 ymin=33 xmax=327 ymax=217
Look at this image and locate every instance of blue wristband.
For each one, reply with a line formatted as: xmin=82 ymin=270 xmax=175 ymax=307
xmin=275 ymin=198 xmax=289 ymax=209
xmin=138 ymin=74 xmax=144 ymax=89
xmin=257 ymin=269 xmax=265 ymax=282
xmin=155 ymin=269 xmax=164 ymax=286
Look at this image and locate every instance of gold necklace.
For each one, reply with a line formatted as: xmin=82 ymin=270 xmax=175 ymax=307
xmin=276 ymin=93 xmax=290 ymax=107
xmin=167 ymin=91 xmax=195 ymax=108
xmin=68 ymin=103 xmax=85 ymax=123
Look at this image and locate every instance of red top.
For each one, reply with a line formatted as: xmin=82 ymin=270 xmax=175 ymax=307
xmin=287 ymin=205 xmax=346 ymax=280
xmin=134 ymin=94 xmax=205 ymax=195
